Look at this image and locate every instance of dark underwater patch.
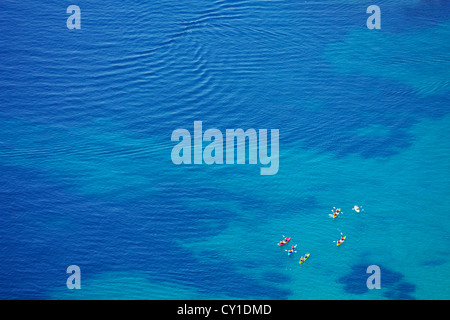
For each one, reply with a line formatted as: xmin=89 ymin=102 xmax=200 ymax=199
xmin=337 ymin=264 xmax=371 ymax=295
xmin=337 ymin=264 xmax=416 ymax=300
xmin=384 ymin=281 xmax=416 ymax=300
xmin=0 ymin=164 xmax=292 ymax=300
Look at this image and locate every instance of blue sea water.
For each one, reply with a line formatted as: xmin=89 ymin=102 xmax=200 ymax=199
xmin=0 ymin=0 xmax=449 ymax=300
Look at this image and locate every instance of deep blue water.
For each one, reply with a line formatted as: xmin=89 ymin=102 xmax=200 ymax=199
xmin=0 ymin=0 xmax=449 ymax=299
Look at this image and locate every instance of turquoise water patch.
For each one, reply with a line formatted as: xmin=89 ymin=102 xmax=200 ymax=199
xmin=177 ymin=114 xmax=450 ymax=299
xmin=325 ymin=21 xmax=450 ymax=96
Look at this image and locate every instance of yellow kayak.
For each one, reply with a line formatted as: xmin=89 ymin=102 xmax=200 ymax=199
xmin=330 ymin=208 xmax=341 ymax=219
xmin=299 ymin=253 xmax=310 ymax=264
xmin=336 ymin=236 xmax=346 ymax=246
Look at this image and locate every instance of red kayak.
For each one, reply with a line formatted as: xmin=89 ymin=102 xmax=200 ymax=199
xmin=278 ymin=237 xmax=291 ymax=246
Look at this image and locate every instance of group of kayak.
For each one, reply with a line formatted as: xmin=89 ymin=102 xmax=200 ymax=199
xmin=278 ymin=205 xmax=363 ymax=265
xmin=278 ymin=237 xmax=310 ymax=264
